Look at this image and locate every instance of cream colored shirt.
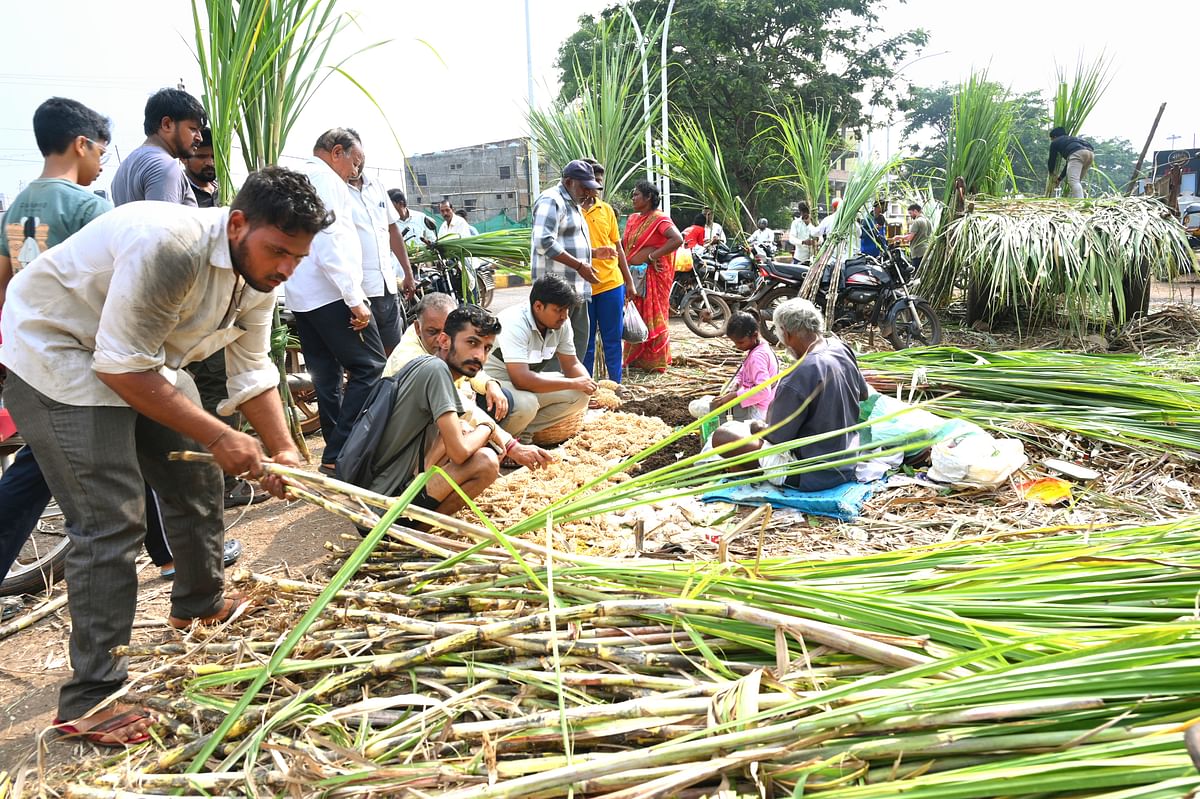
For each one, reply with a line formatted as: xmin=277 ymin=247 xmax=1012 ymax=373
xmin=0 ymin=202 xmax=277 ymax=415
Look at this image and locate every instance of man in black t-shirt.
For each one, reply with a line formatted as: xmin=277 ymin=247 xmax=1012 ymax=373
xmin=1048 ymin=127 xmax=1095 ymax=199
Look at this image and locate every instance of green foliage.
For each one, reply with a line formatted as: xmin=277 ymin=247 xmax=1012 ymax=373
xmin=940 ymin=71 xmax=1017 ymax=204
xmin=527 ymin=16 xmax=655 ymax=197
xmin=901 ymin=81 xmax=1047 ymax=196
xmin=1087 ymin=136 xmax=1139 ymax=193
xmin=755 ymin=102 xmax=840 ymax=216
xmin=191 ymin=0 xmax=389 ymax=204
xmin=920 ymin=196 xmax=1190 ymax=334
xmin=658 ymin=115 xmax=746 ymax=238
xmin=556 ymin=0 xmax=927 ymax=222
xmin=1048 ymin=54 xmax=1113 ymax=193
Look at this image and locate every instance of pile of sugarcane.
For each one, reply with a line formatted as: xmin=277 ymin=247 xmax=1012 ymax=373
xmin=919 ymin=196 xmax=1191 ymax=334
xmin=42 ymin=452 xmax=1200 ymax=796
xmin=860 ymin=346 xmax=1200 ymax=458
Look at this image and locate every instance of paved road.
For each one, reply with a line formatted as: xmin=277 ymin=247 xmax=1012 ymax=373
xmin=490 ymin=285 xmax=531 ymax=314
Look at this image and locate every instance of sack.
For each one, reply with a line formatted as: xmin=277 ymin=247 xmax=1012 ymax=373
xmin=927 ymin=424 xmax=1027 ymax=488
xmin=623 ymin=300 xmax=649 ymax=343
xmin=336 ymin=355 xmax=433 ymax=487
xmin=629 ymin=263 xmax=648 ymax=297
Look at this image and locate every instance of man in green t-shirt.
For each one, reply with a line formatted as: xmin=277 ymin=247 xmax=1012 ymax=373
xmin=892 ymin=203 xmax=931 ymax=270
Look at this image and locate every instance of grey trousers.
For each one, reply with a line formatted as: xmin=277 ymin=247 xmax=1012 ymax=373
xmin=3 ymin=371 xmax=224 ymax=720
xmin=1065 ymin=149 xmax=1094 ymax=199
xmin=570 ymin=301 xmax=591 ymax=369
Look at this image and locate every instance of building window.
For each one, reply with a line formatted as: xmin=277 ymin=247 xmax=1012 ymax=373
xmin=417 ymin=173 xmax=428 ymax=186
xmin=495 ymin=193 xmax=503 ymax=199
xmin=464 ymin=199 xmax=477 ymax=209
xmin=499 ymin=165 xmax=512 ymax=180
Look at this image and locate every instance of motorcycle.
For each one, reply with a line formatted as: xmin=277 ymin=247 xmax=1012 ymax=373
xmin=402 ymin=218 xmax=492 ymax=321
xmin=676 ymin=242 xmax=761 ymax=337
xmin=756 ymin=246 xmax=941 ymax=350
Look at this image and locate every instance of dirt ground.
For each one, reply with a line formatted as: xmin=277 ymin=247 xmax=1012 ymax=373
xmin=4 ymin=279 xmax=1200 ymax=774
xmin=0 ymin=440 xmax=346 ymax=771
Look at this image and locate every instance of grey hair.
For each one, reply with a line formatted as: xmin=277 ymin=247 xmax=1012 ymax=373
xmin=773 ymin=298 xmax=824 ymax=336
xmin=414 ymin=292 xmax=458 ymax=318
xmin=313 ymin=127 xmax=361 ymax=153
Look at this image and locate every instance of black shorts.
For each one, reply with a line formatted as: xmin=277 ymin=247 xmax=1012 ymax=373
xmin=355 ymin=485 xmax=440 ymax=536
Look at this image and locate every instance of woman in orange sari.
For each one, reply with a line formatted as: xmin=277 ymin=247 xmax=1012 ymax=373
xmin=623 ymin=181 xmax=684 ymax=372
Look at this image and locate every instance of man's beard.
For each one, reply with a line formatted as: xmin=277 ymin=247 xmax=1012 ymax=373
xmin=448 ymin=344 xmax=483 ymax=378
xmin=198 ymin=167 xmax=217 ymax=183
xmin=231 ymin=236 xmax=284 ymax=293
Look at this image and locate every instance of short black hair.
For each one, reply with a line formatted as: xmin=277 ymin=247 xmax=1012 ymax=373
xmin=231 ymin=166 xmax=335 ymax=236
xmin=634 ymin=180 xmax=661 ymax=209
xmin=727 ymin=311 xmax=759 ymax=339
xmin=32 ymin=97 xmax=111 ymax=156
xmin=314 ymin=127 xmax=360 ymax=153
xmin=908 ymin=203 xmax=922 ymax=212
xmin=1049 ymin=126 xmax=1067 ymax=138
xmin=197 ymin=127 xmax=213 ymax=149
xmin=445 ymin=303 xmax=501 ymax=340
xmin=797 ymin=201 xmax=810 ymax=213
xmin=530 ymin=274 xmax=579 ymax=310
xmin=455 ymin=209 xmax=469 ymax=220
xmin=691 ymin=213 xmax=706 ymax=227
xmin=440 ymin=199 xmax=454 ymax=208
xmin=388 ymin=188 xmax=407 ymax=205
xmin=143 ymin=88 xmax=207 ymax=136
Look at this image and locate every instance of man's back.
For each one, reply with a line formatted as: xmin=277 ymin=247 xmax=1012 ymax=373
xmin=110 ymin=144 xmax=196 ymax=207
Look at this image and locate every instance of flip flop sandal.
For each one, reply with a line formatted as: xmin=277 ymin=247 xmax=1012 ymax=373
xmin=167 ymin=593 xmax=250 ymax=630
xmin=52 ymin=710 xmax=153 ymax=748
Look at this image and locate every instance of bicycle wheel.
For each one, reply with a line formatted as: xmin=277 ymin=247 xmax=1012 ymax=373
xmin=0 ymin=504 xmax=70 ymax=596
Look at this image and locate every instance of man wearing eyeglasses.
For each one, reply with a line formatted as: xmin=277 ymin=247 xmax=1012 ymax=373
xmin=110 ymin=87 xmax=206 ymax=207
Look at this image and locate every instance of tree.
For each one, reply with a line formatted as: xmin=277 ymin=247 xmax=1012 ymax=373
xmin=899 ymin=80 xmax=1048 ymax=196
xmin=556 ymin=0 xmax=926 ymax=224
xmin=1088 ymin=136 xmax=1138 ymax=193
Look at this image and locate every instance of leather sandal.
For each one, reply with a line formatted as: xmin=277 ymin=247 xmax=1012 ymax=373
xmin=167 ymin=593 xmax=250 ymax=630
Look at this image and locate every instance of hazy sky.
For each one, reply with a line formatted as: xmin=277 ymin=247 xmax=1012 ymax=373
xmin=0 ymin=0 xmax=1193 ymax=200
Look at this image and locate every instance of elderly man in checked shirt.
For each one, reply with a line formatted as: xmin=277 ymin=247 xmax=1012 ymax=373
xmin=529 ymin=160 xmax=599 ymax=360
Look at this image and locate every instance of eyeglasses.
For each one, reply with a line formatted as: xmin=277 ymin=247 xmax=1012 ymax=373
xmin=86 ymin=138 xmax=109 ymax=164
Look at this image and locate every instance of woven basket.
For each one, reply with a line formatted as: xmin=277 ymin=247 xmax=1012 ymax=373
xmin=531 ymin=410 xmax=585 ymax=446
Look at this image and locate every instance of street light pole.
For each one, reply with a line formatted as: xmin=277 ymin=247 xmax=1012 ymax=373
xmin=621 ymin=3 xmax=654 ymax=184
xmin=659 ymin=0 xmax=676 ymax=216
xmin=524 ymin=0 xmax=540 ymax=199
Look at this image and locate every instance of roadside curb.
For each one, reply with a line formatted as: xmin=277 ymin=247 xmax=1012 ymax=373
xmin=494 ymin=273 xmax=527 ymax=288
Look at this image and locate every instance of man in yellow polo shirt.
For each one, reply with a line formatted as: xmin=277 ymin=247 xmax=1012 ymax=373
xmin=580 ymin=160 xmax=636 ymax=382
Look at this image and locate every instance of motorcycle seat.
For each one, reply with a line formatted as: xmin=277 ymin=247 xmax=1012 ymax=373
xmin=765 ymin=262 xmax=808 ymax=282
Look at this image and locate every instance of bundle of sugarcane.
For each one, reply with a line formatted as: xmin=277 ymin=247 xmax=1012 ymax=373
xmin=860 ymin=346 xmax=1200 ymax=458
xmin=413 ymin=228 xmax=533 ymax=275
xmin=53 ymin=493 xmax=1200 ymax=797
xmin=919 ymin=196 xmax=1190 ymax=335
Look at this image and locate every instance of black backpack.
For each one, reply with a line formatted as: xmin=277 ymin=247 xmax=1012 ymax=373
xmin=335 ymin=355 xmax=435 ymax=487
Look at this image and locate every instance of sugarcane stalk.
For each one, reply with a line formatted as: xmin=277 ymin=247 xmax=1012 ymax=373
xmin=0 ymin=592 xmax=68 ymax=640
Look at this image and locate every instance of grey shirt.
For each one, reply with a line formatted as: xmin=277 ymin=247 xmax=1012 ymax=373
xmin=110 ymin=145 xmax=197 ymax=207
xmin=367 ymin=356 xmax=464 ymax=496
xmin=766 ymin=339 xmax=869 ymax=491
xmin=908 ymin=216 xmax=931 ymax=259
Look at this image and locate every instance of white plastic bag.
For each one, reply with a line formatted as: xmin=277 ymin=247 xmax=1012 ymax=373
xmin=623 ymin=300 xmax=649 ymax=343
xmin=928 ymin=426 xmax=1027 ymax=488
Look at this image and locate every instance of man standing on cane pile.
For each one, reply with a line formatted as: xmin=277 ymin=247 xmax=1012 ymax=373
xmin=0 ymin=167 xmax=329 ymax=746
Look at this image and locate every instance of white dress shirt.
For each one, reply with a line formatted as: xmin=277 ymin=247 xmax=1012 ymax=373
xmin=283 ymin=157 xmax=364 ymax=312
xmin=705 ymin=222 xmax=726 ymax=244
xmin=438 ymin=214 xmax=473 ymax=239
xmin=788 ymin=218 xmax=820 ymax=261
xmin=0 ymin=203 xmax=277 ymax=415
xmin=349 ymin=174 xmax=400 ymax=298
xmin=747 ymin=227 xmax=774 ymax=246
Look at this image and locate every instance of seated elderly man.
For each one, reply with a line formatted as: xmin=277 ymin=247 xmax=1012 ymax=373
xmin=483 ymin=275 xmax=596 ymax=440
xmin=713 ymin=298 xmax=867 ymax=491
xmin=383 ymin=292 xmax=511 ymax=422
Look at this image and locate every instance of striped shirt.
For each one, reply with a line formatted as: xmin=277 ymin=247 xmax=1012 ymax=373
xmin=530 ymin=182 xmax=592 ymax=297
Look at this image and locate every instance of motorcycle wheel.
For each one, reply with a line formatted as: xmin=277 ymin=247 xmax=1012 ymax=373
xmin=755 ymin=287 xmax=795 ymax=346
xmin=679 ymin=290 xmax=732 ymax=338
xmin=0 ymin=506 xmax=69 ymax=596
xmin=884 ymin=299 xmax=942 ymax=349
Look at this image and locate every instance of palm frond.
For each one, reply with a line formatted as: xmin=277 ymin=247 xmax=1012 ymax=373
xmin=658 ymin=115 xmax=746 ymax=238
xmin=755 ymin=102 xmax=840 ymax=214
